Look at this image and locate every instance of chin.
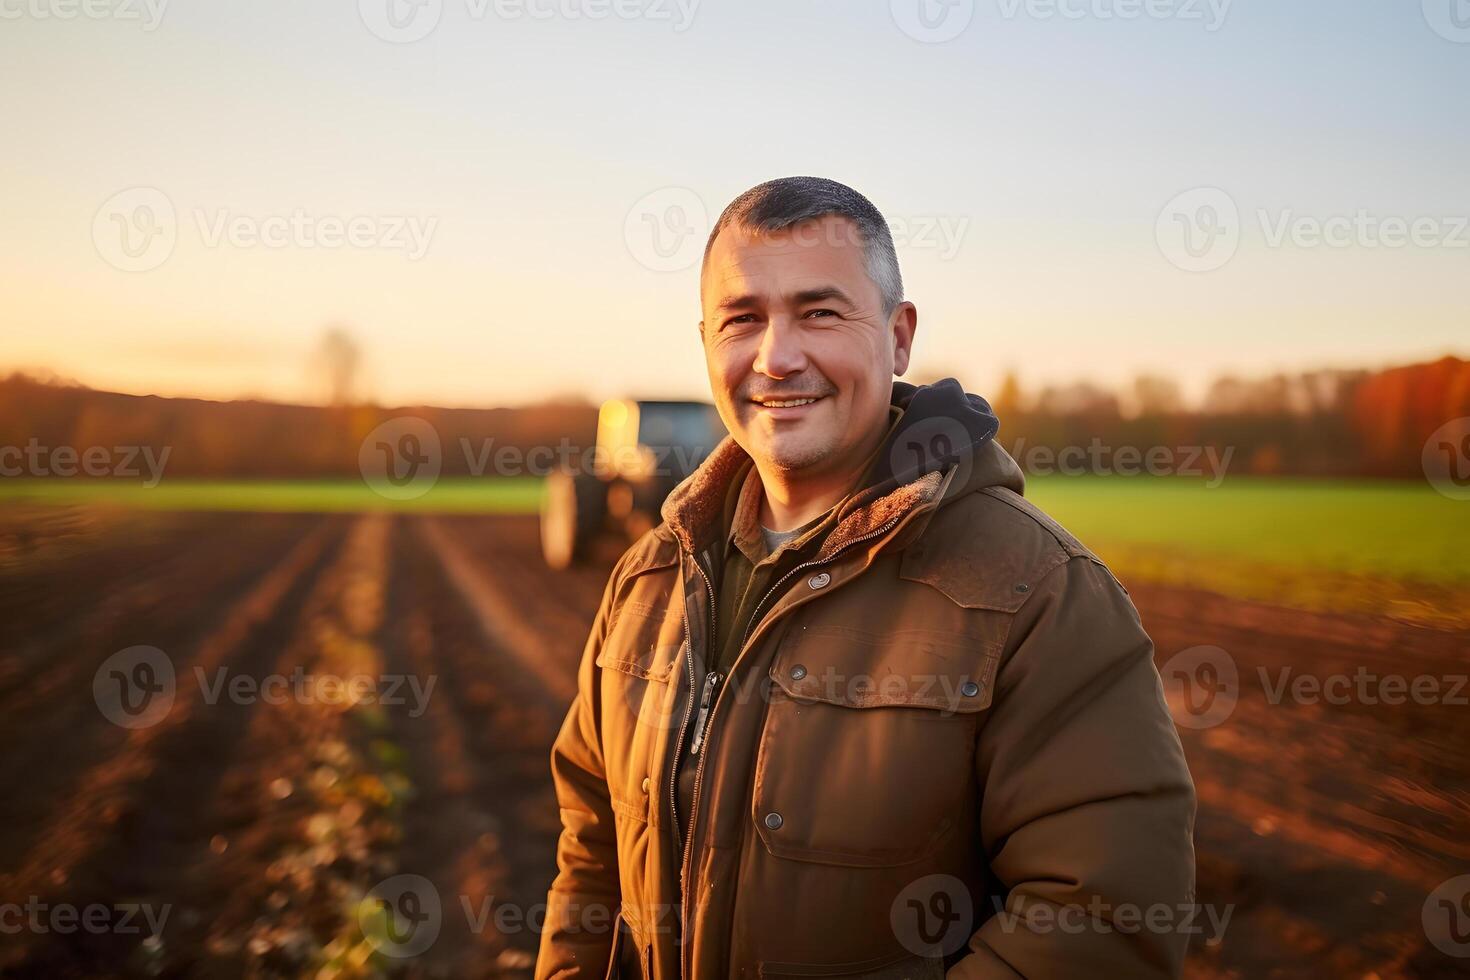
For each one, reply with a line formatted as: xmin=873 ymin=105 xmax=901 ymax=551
xmin=749 ymin=433 xmax=835 ymax=473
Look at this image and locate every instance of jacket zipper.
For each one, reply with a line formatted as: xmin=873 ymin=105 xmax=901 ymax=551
xmin=688 ymin=670 xmax=722 ymax=756
xmin=669 ymin=554 xmax=716 ymax=857
xmin=676 ymin=511 xmax=907 ymax=975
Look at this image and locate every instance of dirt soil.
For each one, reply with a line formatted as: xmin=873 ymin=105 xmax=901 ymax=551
xmin=0 ymin=509 xmax=1465 ymax=978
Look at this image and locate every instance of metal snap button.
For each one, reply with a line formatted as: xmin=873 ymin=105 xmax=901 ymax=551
xmin=807 ymin=572 xmax=831 ymax=590
xmin=961 ymin=680 xmax=980 ymax=698
xmin=641 ymin=776 xmax=651 ymax=793
xmin=764 ymin=811 xmax=783 ymax=830
xmin=789 ymin=664 xmax=807 ymax=681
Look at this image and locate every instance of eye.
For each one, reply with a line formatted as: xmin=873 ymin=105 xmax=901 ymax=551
xmin=803 ymin=309 xmax=838 ymax=319
xmin=723 ymin=313 xmax=758 ymax=329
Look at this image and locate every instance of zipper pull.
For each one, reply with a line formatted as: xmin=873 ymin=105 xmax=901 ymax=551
xmin=688 ymin=671 xmax=722 ymax=756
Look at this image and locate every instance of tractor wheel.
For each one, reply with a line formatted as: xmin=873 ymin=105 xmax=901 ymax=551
xmin=540 ymin=468 xmax=606 ymax=569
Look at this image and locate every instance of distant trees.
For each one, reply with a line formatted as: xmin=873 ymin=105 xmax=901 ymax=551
xmin=0 ymin=356 xmax=1466 ymax=480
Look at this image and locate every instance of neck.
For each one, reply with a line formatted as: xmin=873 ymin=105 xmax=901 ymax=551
xmin=753 ymin=420 xmax=888 ymax=532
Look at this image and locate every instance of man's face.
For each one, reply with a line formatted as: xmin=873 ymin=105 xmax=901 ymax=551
xmin=699 ymin=214 xmax=916 ymax=478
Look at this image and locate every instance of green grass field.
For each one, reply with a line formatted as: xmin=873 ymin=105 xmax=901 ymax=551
xmin=0 ymin=477 xmax=544 ymax=514
xmin=3 ymin=474 xmax=1465 ymax=624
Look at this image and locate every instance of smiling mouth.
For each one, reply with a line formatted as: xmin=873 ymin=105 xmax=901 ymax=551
xmin=750 ymin=394 xmax=826 ymax=409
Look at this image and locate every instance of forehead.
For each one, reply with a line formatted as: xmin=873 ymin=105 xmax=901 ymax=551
xmin=701 ymin=214 xmax=871 ymax=305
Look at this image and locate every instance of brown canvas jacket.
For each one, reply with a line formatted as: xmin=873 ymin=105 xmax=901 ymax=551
xmin=535 ymin=379 xmax=1197 ymax=979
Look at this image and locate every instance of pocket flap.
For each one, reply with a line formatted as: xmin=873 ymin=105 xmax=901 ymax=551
xmin=770 ymin=624 xmax=996 ymax=713
xmin=597 ymin=599 xmax=682 ymax=682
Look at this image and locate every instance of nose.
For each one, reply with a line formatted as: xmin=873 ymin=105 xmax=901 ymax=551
xmin=752 ymin=318 xmax=808 ymax=379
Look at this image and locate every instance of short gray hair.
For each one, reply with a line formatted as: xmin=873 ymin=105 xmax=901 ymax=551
xmin=702 ymin=176 xmax=904 ymax=315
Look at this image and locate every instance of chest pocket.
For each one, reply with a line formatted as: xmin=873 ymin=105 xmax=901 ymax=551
xmin=596 ymin=590 xmax=684 ymax=823
xmin=751 ymin=622 xmax=999 ymax=868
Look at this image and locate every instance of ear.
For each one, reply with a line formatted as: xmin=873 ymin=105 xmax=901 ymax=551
xmin=698 ymin=320 xmax=707 ymax=342
xmin=889 ymin=302 xmax=918 ymax=376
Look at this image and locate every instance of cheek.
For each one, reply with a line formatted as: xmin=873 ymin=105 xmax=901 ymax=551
xmin=811 ymin=328 xmax=884 ymax=389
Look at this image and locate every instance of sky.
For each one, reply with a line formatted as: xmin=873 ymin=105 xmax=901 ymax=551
xmin=2 ymin=0 xmax=1467 ymax=408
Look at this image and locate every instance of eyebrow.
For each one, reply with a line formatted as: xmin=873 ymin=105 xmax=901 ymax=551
xmin=714 ymin=285 xmax=856 ymax=313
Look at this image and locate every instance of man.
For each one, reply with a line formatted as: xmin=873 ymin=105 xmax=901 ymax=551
xmin=535 ymin=177 xmax=1196 ymax=979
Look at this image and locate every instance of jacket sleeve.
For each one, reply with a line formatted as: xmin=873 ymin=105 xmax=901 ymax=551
xmin=948 ymin=557 xmax=1197 ymax=980
xmin=534 ymin=559 xmax=627 ymax=980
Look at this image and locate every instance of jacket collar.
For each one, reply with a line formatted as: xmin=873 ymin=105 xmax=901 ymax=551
xmin=660 ymin=429 xmax=948 ymax=560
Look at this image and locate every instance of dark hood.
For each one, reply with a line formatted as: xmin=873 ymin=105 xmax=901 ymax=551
xmin=857 ymin=377 xmax=1023 ymax=506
